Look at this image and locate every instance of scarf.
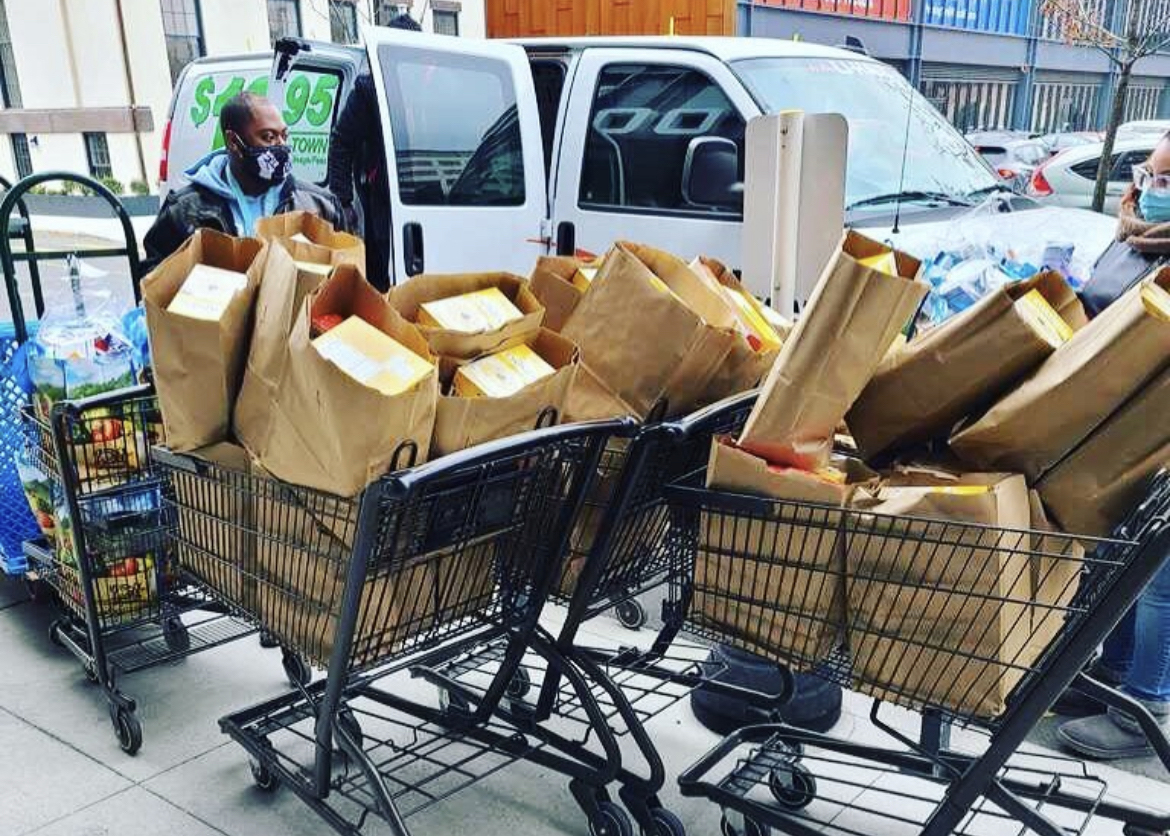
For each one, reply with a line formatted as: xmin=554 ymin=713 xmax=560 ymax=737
xmin=1116 ymin=198 xmax=1170 ymax=256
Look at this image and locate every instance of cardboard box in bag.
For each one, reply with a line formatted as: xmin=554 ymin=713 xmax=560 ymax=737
xmin=847 ymin=272 xmax=1085 ymax=461
xmin=250 ymin=264 xmax=438 ymax=497
xmin=738 ymin=231 xmax=928 ymax=471
xmin=253 ymin=210 xmax=363 ymax=265
xmin=846 ymin=475 xmax=1036 ymax=718
xmin=1038 ymin=361 xmax=1170 ymax=538
xmin=389 ymin=272 xmax=545 ymax=359
xmin=432 ymin=328 xmax=579 ymax=458
xmin=143 ymin=229 xmax=266 ymax=451
xmin=695 ymin=438 xmax=876 ymax=669
xmin=691 ymin=257 xmax=787 ymax=403
xmin=530 ymin=256 xmax=588 ymax=333
xmin=170 ymin=442 xmax=256 ymax=608
xmin=561 ymin=242 xmax=739 ymax=419
xmin=951 ymin=268 xmax=1170 ymax=481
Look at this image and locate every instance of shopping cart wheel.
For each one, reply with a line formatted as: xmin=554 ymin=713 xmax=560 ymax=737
xmin=647 ymin=806 xmax=685 ymax=836
xmin=48 ymin=618 xmax=67 ymax=647
xmin=614 ymin=599 xmax=647 ymax=631
xmin=336 ymin=708 xmax=364 ymax=751
xmin=83 ymin=662 xmax=101 ymax=684
xmin=506 ymin=667 xmax=532 ymax=701
xmin=768 ymin=763 xmax=816 ymax=810
xmin=162 ymin=617 xmax=190 ymax=652
xmin=281 ymin=650 xmax=311 ymax=688
xmin=720 ymin=811 xmax=769 ymax=836
xmin=24 ymin=577 xmax=48 ymax=602
xmin=1122 ymin=827 xmax=1168 ymax=836
xmin=258 ymin=631 xmax=280 ymax=649
xmin=111 ymin=706 xmax=142 ymax=755
xmin=249 ymin=756 xmax=280 ymax=792
xmin=439 ymin=687 xmax=472 ymax=717
xmin=589 ymin=801 xmax=633 ymax=836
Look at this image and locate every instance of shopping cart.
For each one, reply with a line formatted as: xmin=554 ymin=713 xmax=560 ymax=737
xmin=1 ymin=173 xmax=258 ymax=754
xmin=667 ymin=465 xmax=1170 ymax=836
xmin=155 ymin=418 xmax=629 ymax=836
xmin=431 ymin=391 xmax=791 ymax=835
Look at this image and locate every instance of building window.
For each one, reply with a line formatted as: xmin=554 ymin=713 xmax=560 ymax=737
xmin=330 ymin=0 xmax=359 ymax=44
xmin=374 ymin=0 xmax=403 ymax=25
xmin=267 ymin=0 xmax=301 ymax=45
xmin=0 ymin=0 xmax=22 ymax=108
xmin=160 ymin=0 xmax=204 ymax=84
xmin=432 ymin=9 xmax=458 ymax=35
xmin=84 ymin=133 xmax=113 ymax=180
xmin=10 ymin=133 xmax=30 ymax=179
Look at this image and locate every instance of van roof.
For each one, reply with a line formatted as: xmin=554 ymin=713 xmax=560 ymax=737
xmin=508 ymin=35 xmax=873 ymax=63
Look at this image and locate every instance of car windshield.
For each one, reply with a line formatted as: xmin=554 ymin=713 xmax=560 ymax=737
xmin=733 ymin=57 xmax=999 ymax=209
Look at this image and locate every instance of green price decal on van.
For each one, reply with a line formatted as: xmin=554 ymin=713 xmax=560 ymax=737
xmin=185 ymin=70 xmax=340 ymax=183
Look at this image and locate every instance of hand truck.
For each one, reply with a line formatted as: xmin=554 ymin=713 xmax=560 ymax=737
xmin=667 ymin=465 xmax=1170 ymax=836
xmin=154 ymin=419 xmax=631 ymax=836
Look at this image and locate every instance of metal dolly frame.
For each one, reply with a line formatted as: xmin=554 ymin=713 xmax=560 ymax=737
xmin=669 ymin=467 xmax=1170 ymax=836
xmin=157 ymin=419 xmax=633 ymax=836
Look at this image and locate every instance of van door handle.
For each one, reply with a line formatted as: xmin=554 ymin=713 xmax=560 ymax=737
xmin=556 ymin=222 xmax=575 ymax=257
xmin=403 ymin=222 xmax=424 ymax=276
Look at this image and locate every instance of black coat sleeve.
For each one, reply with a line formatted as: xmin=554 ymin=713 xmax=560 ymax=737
xmin=326 ymin=74 xmax=378 ymax=207
xmin=141 ymin=191 xmax=192 ymax=274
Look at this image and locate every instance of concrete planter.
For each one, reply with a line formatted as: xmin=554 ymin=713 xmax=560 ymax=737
xmin=21 ymin=193 xmax=158 ymax=218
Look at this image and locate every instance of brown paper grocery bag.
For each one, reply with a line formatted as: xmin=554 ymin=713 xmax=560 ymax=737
xmin=254 ymin=210 xmax=363 ymax=264
xmin=691 ymin=257 xmax=786 ymax=403
xmin=952 ymin=269 xmax=1170 ymax=481
xmin=431 ymin=329 xmax=579 ymax=458
xmin=1038 ymin=362 xmax=1170 ymax=538
xmin=234 ymin=241 xmax=336 ymax=454
xmin=847 ymin=272 xmax=1084 ymax=461
xmin=846 ymin=475 xmax=1035 ymax=717
xmin=530 ymin=256 xmax=586 ymax=333
xmin=1027 ymin=490 xmax=1083 ymax=657
xmin=562 ymin=363 xmax=639 ymax=422
xmin=561 ymin=242 xmax=738 ymax=419
xmin=738 ymin=231 xmax=928 ymax=471
xmin=389 ymin=271 xmax=545 ymax=359
xmin=143 ymin=229 xmax=266 ymax=451
xmin=694 ymin=439 xmax=875 ymax=669
xmin=256 ymin=264 xmax=439 ymax=496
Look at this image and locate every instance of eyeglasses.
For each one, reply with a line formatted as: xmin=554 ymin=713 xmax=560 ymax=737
xmin=1133 ymin=163 xmax=1170 ymax=193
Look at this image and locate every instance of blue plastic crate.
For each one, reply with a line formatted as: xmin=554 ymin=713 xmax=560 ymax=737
xmin=0 ymin=324 xmax=41 ymax=576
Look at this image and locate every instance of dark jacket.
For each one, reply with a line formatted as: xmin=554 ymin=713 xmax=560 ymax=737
xmin=326 ymin=73 xmax=385 ymax=219
xmin=143 ymin=169 xmax=345 ymax=271
xmin=1081 ymin=239 xmax=1164 ymax=318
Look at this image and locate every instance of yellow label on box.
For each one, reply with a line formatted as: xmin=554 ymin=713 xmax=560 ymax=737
xmin=167 ymin=263 xmax=248 ymax=321
xmin=312 ymin=316 xmax=432 ymax=396
xmin=858 ymin=251 xmax=899 ymax=277
xmin=1142 ymin=281 xmax=1170 ymax=322
xmin=1016 ymin=289 xmax=1073 ymax=348
xmin=929 ymin=485 xmax=991 ymax=496
xmin=572 ymin=267 xmax=598 ymax=292
xmin=417 ymin=287 xmax=523 ymax=334
xmin=724 ymin=286 xmax=783 ymax=352
xmin=453 ymin=344 xmax=556 ymax=399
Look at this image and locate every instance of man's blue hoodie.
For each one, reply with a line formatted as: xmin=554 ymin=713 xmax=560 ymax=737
xmin=185 ymin=150 xmax=282 ymax=237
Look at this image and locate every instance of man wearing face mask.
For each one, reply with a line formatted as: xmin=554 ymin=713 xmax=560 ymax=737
xmin=143 ymin=92 xmax=345 ymax=270
xmin=1078 ymin=131 xmax=1170 ymax=316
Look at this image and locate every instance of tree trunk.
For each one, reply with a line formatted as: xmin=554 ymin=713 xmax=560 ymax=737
xmin=1093 ymin=62 xmax=1134 ymax=213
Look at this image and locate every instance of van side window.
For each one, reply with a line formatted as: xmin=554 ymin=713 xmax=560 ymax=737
xmin=579 ymin=64 xmax=745 ymax=217
xmin=378 ymin=45 xmax=525 ymax=207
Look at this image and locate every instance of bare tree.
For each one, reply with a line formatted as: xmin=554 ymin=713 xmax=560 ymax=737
xmin=1040 ymin=0 xmax=1170 ymax=212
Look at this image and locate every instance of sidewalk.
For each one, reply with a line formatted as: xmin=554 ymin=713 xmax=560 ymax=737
xmin=2 ymin=573 xmax=1167 ymax=836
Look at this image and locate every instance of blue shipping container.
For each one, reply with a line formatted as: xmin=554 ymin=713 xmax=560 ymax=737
xmin=922 ymin=0 xmax=1029 ymax=34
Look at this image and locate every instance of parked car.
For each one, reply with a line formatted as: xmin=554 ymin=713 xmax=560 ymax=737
xmin=1027 ymin=137 xmax=1155 ymax=214
xmin=966 ymin=131 xmax=1050 ymax=191
xmin=161 ymin=33 xmax=1117 ymax=298
xmin=1117 ymin=119 xmax=1170 ymax=140
xmin=1038 ymin=131 xmax=1101 ymax=156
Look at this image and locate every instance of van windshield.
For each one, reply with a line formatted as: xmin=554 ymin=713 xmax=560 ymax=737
xmin=733 ymin=57 xmax=999 ymax=209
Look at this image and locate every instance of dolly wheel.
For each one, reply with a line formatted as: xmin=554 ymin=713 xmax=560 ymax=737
xmin=589 ymin=801 xmax=633 ymax=836
xmin=250 ymin=757 xmax=279 ymax=792
xmin=615 ymin=599 xmax=647 ymax=630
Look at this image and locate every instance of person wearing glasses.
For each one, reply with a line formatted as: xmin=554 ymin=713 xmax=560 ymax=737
xmin=1053 ymin=131 xmax=1170 ymax=760
xmin=1079 ymin=131 xmax=1170 ymax=317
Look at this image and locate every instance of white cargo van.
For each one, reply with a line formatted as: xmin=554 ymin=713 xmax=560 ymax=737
xmin=161 ymin=32 xmax=1117 ymax=296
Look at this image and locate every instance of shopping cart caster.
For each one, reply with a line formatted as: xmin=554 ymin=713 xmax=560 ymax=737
xmin=646 ymin=806 xmax=685 ymax=836
xmin=48 ymin=618 xmax=67 ymax=647
xmin=162 ymin=617 xmax=190 ymax=652
xmin=589 ymin=800 xmax=633 ymax=836
xmin=768 ymin=762 xmax=816 ymax=810
xmin=1123 ymin=827 xmax=1169 ymax=836
xmin=110 ymin=705 xmax=142 ymax=755
xmin=336 ymin=708 xmax=364 ymax=751
xmin=614 ymin=599 xmax=647 ymax=630
xmin=281 ymin=650 xmax=311 ymax=688
xmin=249 ymin=757 xmax=280 ymax=792
xmin=24 ymin=576 xmax=49 ymax=602
xmin=258 ymin=631 xmax=279 ymax=649
xmin=506 ymin=667 xmax=532 ymax=701
xmin=720 ymin=811 xmax=769 ymax=836
xmin=83 ymin=662 xmax=101 ymax=684
xmin=439 ymin=687 xmax=472 ymax=717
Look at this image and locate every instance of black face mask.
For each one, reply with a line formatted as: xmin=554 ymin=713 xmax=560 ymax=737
xmin=230 ymin=137 xmax=291 ymax=184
